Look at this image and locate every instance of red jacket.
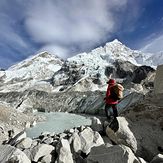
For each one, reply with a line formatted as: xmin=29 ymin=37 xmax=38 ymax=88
xmin=105 ymin=84 xmax=118 ymax=105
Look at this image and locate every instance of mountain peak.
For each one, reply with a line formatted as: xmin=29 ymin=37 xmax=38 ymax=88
xmin=31 ymin=51 xmax=61 ymax=60
xmin=105 ymin=39 xmax=124 ymax=48
xmin=112 ymin=39 xmax=122 ymax=44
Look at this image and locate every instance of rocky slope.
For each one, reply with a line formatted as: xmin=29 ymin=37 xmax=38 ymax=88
xmin=0 ymin=103 xmax=45 ymax=144
xmin=0 ymin=92 xmax=162 ymax=163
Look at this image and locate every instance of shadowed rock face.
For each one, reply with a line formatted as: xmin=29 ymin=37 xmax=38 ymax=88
xmin=132 ymin=66 xmax=155 ymax=84
xmin=113 ymin=60 xmax=136 ymax=79
xmin=0 ymin=90 xmax=105 ymax=114
xmin=154 ymin=65 xmax=163 ymax=94
xmin=120 ymin=93 xmax=163 ymax=161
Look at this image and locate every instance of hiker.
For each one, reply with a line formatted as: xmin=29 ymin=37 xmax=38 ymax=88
xmin=104 ymin=79 xmax=124 ymax=119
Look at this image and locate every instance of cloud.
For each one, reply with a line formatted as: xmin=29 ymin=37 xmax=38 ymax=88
xmin=0 ymin=13 xmax=28 ymax=50
xmin=141 ymin=34 xmax=163 ymax=53
xmin=0 ymin=0 xmax=143 ymax=67
xmin=24 ymin=0 xmax=129 ymax=57
xmin=38 ymin=44 xmax=70 ymax=59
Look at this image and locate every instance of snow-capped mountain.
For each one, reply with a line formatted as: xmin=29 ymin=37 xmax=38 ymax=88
xmin=6 ymin=51 xmax=63 ymax=81
xmin=0 ymin=39 xmax=160 ymax=93
xmin=0 ymin=52 xmax=64 ymax=92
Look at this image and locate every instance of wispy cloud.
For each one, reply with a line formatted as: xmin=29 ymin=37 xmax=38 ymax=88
xmin=24 ymin=0 xmax=129 ymax=57
xmin=141 ymin=34 xmax=163 ymax=53
xmin=0 ymin=0 xmax=147 ymax=68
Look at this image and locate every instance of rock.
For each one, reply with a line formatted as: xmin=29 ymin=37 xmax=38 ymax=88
xmin=0 ymin=145 xmax=30 ymax=163
xmin=31 ymin=144 xmax=54 ymax=162
xmin=43 ymin=137 xmax=53 ymax=144
xmin=121 ymin=94 xmax=163 ymax=161
xmin=79 ymin=127 xmax=104 ymax=154
xmin=150 ymin=154 xmax=163 ymax=163
xmin=0 ymin=145 xmax=16 ymax=162
xmin=59 ymin=133 xmax=67 ymax=139
xmin=118 ymin=92 xmax=144 ymax=113
xmin=87 ymin=144 xmax=140 ymax=163
xmin=72 ymin=132 xmax=82 ymax=153
xmin=79 ymin=127 xmax=94 ymax=154
xmin=78 ymin=125 xmax=86 ymax=132
xmin=8 ymin=148 xmax=31 ymax=163
xmin=132 ymin=65 xmax=155 ymax=84
xmin=25 ymin=121 xmax=31 ymax=128
xmin=106 ymin=117 xmax=137 ymax=153
xmin=154 ymin=65 xmax=163 ymax=94
xmin=23 ymin=149 xmax=33 ymax=160
xmin=138 ymin=157 xmax=148 ymax=163
xmin=0 ymin=125 xmax=4 ymax=133
xmin=56 ymin=138 xmax=73 ymax=163
xmin=30 ymin=121 xmax=37 ymax=127
xmin=93 ymin=131 xmax=104 ymax=147
xmin=40 ymin=154 xmax=53 ymax=163
xmin=8 ymin=131 xmax=27 ymax=146
xmin=102 ymin=136 xmax=113 ymax=146
xmin=16 ymin=137 xmax=32 ymax=149
xmin=69 ymin=128 xmax=75 ymax=134
xmin=114 ymin=60 xmax=135 ymax=78
xmin=41 ymin=131 xmax=51 ymax=136
xmin=91 ymin=117 xmax=103 ymax=132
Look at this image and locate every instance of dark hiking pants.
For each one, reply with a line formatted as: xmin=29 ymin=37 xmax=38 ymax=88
xmin=105 ymin=104 xmax=118 ymax=119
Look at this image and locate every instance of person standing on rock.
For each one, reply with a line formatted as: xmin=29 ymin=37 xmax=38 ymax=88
xmin=104 ymin=79 xmax=124 ymax=120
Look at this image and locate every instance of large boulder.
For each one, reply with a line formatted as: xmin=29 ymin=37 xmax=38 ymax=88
xmin=16 ymin=137 xmax=32 ymax=149
xmin=0 ymin=145 xmax=30 ymax=163
xmin=71 ymin=132 xmax=82 ymax=153
xmin=87 ymin=144 xmax=140 ymax=163
xmin=91 ymin=117 xmax=103 ymax=132
xmin=154 ymin=64 xmax=163 ymax=94
xmin=31 ymin=144 xmax=54 ymax=162
xmin=56 ymin=138 xmax=73 ymax=163
xmin=106 ymin=117 xmax=137 ymax=152
xmin=150 ymin=154 xmax=163 ymax=163
xmin=114 ymin=60 xmax=136 ymax=79
xmin=121 ymin=94 xmax=163 ymax=161
xmin=79 ymin=127 xmax=104 ymax=154
xmin=132 ymin=65 xmax=155 ymax=84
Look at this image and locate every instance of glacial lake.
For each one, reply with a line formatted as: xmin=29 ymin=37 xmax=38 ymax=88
xmin=26 ymin=112 xmax=91 ymax=138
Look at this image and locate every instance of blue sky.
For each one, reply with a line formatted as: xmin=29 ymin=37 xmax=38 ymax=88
xmin=0 ymin=0 xmax=163 ymax=69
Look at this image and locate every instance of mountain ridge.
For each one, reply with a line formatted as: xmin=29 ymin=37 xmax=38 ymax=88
xmin=0 ymin=39 xmax=159 ymax=92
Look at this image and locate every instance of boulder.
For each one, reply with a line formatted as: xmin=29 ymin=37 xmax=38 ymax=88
xmin=8 ymin=148 xmax=31 ymax=163
xmin=31 ymin=144 xmax=54 ymax=162
xmin=79 ymin=127 xmax=94 ymax=154
xmin=114 ymin=60 xmax=135 ymax=78
xmin=87 ymin=144 xmax=140 ymax=163
xmin=132 ymin=65 xmax=155 ymax=84
xmin=121 ymin=95 xmax=163 ymax=161
xmin=150 ymin=154 xmax=163 ymax=163
xmin=16 ymin=137 xmax=32 ymax=149
xmin=8 ymin=131 xmax=27 ymax=146
xmin=106 ymin=117 xmax=137 ymax=152
xmin=154 ymin=65 xmax=163 ymax=94
xmin=91 ymin=117 xmax=103 ymax=132
xmin=138 ymin=157 xmax=148 ymax=163
xmin=72 ymin=132 xmax=82 ymax=153
xmin=93 ymin=131 xmax=104 ymax=147
xmin=0 ymin=145 xmax=30 ymax=163
xmin=79 ymin=127 xmax=104 ymax=154
xmin=40 ymin=154 xmax=53 ymax=163
xmin=56 ymin=138 xmax=73 ymax=163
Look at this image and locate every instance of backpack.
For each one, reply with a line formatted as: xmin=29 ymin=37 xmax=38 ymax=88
xmin=110 ymin=84 xmax=124 ymax=100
